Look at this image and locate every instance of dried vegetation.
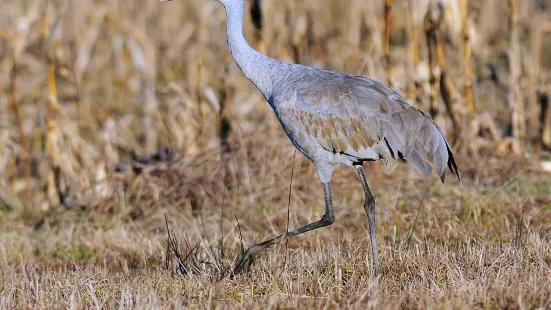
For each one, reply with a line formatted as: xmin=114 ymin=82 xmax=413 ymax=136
xmin=1 ymin=0 xmax=551 ymax=308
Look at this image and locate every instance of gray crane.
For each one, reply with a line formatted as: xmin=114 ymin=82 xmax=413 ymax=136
xmin=210 ymin=0 xmax=459 ymax=275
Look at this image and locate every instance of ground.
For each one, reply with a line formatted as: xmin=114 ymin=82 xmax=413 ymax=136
xmin=1 ymin=132 xmax=551 ymax=309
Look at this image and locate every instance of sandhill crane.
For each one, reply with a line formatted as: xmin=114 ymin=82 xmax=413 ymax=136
xmin=181 ymin=0 xmax=459 ymax=275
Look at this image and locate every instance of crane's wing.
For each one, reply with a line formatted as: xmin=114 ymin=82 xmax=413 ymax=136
xmin=277 ymin=72 xmax=459 ymax=182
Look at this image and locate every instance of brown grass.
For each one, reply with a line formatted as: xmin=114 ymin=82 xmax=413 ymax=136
xmin=1 ymin=134 xmax=551 ymax=308
xmin=1 ymin=0 xmax=551 ymax=308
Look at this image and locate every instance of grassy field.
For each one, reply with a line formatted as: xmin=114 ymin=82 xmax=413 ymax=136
xmin=1 ymin=140 xmax=551 ymax=308
xmin=1 ymin=0 xmax=551 ymax=308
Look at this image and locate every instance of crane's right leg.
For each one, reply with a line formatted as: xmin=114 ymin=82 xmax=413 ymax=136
xmin=356 ymin=165 xmax=381 ymax=277
xmin=233 ymin=182 xmax=335 ymax=274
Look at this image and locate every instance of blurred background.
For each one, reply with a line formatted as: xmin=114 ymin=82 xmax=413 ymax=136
xmin=1 ymin=0 xmax=551 ymax=214
xmin=1 ymin=0 xmax=550 ymax=213
xmin=2 ymin=0 xmax=551 ymax=307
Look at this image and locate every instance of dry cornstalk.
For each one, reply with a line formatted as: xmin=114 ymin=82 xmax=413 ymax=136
xmin=219 ymin=65 xmax=232 ymax=151
xmin=540 ymin=89 xmax=551 ymax=148
xmin=538 ymin=21 xmax=551 ymax=149
xmin=42 ymin=9 xmax=62 ymax=206
xmin=436 ymin=38 xmax=460 ymax=134
xmin=195 ymin=57 xmax=204 ymax=150
xmin=250 ymin=0 xmax=277 ymax=139
xmin=106 ymin=7 xmax=159 ymax=155
xmin=529 ymin=18 xmax=551 ymax=150
xmin=384 ymin=0 xmax=393 ymax=87
xmin=542 ymin=22 xmax=551 ymax=149
xmin=291 ymin=13 xmax=308 ymax=64
xmin=424 ymin=4 xmax=441 ymax=118
xmin=423 ymin=2 xmax=460 ymax=135
xmin=460 ymin=0 xmax=476 ymax=113
xmin=528 ymin=16 xmax=542 ymax=148
xmin=507 ymin=0 xmax=523 ymax=154
xmin=407 ymin=0 xmax=422 ymax=108
xmin=250 ymin=0 xmax=266 ymax=54
xmin=10 ymin=59 xmax=31 ymax=215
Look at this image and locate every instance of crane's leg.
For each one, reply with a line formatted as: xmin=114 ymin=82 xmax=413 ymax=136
xmin=234 ymin=182 xmax=335 ymax=274
xmin=356 ymin=165 xmax=381 ymax=276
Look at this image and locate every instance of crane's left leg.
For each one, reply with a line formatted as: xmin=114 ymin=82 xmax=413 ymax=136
xmin=233 ymin=182 xmax=335 ymax=274
xmin=356 ymin=165 xmax=381 ymax=276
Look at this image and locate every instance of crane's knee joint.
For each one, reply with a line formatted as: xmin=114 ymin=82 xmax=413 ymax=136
xmin=364 ymin=197 xmax=375 ymax=212
xmin=321 ymin=213 xmax=335 ymax=225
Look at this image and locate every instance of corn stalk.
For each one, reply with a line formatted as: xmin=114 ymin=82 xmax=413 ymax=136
xmin=424 ymin=3 xmax=441 ymax=119
xmin=407 ymin=0 xmax=422 ymax=108
xmin=507 ymin=0 xmax=523 ymax=154
xmin=460 ymin=0 xmax=476 ymax=113
xmin=250 ymin=0 xmax=266 ymax=55
xmin=42 ymin=9 xmax=62 ymax=206
xmin=384 ymin=0 xmax=393 ymax=87
xmin=10 ymin=59 xmax=31 ymax=215
xmin=543 ymin=89 xmax=551 ymax=149
xmin=436 ymin=35 xmax=460 ymax=135
xmin=538 ymin=22 xmax=551 ymax=149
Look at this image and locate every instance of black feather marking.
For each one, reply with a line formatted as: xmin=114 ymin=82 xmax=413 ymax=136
xmin=384 ymin=138 xmax=395 ymax=159
xmin=445 ymin=144 xmax=460 ymax=181
xmin=397 ymin=151 xmax=405 ymax=160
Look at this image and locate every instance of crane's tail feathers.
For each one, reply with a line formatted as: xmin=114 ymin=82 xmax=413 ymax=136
xmin=373 ymin=103 xmax=459 ymax=183
xmin=383 ymin=115 xmax=459 ymax=183
xmin=431 ymin=123 xmax=460 ymax=183
xmin=445 ymin=142 xmax=460 ymax=182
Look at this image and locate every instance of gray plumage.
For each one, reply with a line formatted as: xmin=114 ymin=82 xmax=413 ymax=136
xmin=273 ymin=70 xmax=459 ymax=183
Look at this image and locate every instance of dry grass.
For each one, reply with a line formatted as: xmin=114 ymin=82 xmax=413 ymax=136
xmin=1 ymin=0 xmax=551 ymax=308
xmin=1 ymin=133 xmax=551 ymax=308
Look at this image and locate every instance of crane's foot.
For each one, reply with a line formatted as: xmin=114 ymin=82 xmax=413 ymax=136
xmin=233 ymin=246 xmax=257 ymax=274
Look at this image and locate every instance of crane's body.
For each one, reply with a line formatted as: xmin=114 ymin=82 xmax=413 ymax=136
xmin=207 ymin=0 xmax=458 ymax=275
xmin=223 ymin=0 xmax=457 ymax=184
xmin=273 ymin=71 xmax=457 ymax=183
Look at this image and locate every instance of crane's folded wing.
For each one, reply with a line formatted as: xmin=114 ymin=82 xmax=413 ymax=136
xmin=277 ymin=74 xmax=458 ymax=182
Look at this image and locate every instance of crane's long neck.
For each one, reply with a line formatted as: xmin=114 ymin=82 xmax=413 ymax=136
xmin=224 ymin=2 xmax=281 ymax=99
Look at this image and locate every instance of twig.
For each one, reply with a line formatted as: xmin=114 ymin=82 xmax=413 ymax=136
xmin=165 ymin=216 xmax=187 ymax=274
xmin=235 ymin=213 xmax=245 ymax=255
xmin=182 ymin=236 xmax=206 ymax=270
xmin=406 ymin=189 xmax=429 ymax=250
xmin=283 ymin=149 xmax=297 ymax=273
xmin=220 ymin=185 xmax=226 ymax=259
xmin=165 ymin=215 xmax=171 ymax=270
xmin=515 ymin=200 xmax=530 ymax=248
xmin=195 ymin=57 xmax=204 ymax=150
xmin=200 ymin=215 xmax=215 ymax=260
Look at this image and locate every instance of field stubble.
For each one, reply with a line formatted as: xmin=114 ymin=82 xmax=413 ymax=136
xmin=1 ymin=133 xmax=551 ymax=308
